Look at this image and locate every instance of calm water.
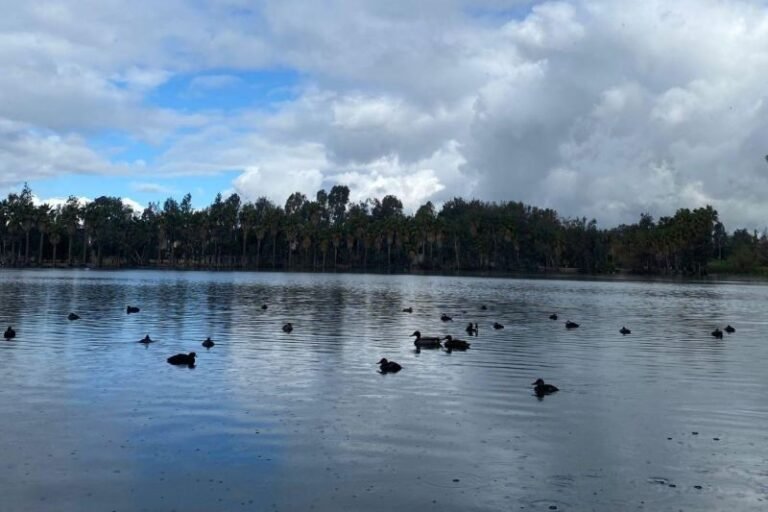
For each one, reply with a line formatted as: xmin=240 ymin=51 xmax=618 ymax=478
xmin=0 ymin=270 xmax=766 ymax=511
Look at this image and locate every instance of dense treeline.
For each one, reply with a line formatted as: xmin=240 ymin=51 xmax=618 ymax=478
xmin=1 ymin=184 xmax=766 ymax=275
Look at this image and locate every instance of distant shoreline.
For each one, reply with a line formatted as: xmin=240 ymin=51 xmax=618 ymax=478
xmin=3 ymin=263 xmax=767 ymax=284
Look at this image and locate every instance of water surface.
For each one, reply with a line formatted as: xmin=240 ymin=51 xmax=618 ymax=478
xmin=1 ymin=270 xmax=766 ymax=511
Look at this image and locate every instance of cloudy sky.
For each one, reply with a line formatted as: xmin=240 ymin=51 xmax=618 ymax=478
xmin=2 ymin=0 xmax=768 ymax=228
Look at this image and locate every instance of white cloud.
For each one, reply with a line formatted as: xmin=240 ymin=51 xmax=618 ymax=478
xmin=234 ymin=166 xmax=325 ymax=205
xmin=32 ymin=194 xmax=144 ymax=215
xmin=4 ymin=0 xmax=768 ymax=230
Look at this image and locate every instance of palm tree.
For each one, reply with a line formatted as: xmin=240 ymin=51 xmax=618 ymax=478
xmin=36 ymin=204 xmax=53 ymax=266
xmin=60 ymin=196 xmax=81 ymax=266
xmin=239 ymin=202 xmax=257 ymax=268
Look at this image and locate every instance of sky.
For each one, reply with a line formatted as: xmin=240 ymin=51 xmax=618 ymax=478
xmin=2 ymin=0 xmax=768 ymax=229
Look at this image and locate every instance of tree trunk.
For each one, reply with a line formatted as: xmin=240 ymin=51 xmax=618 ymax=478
xmin=453 ymin=236 xmax=460 ymax=271
xmin=82 ymin=230 xmax=87 ymax=266
xmin=25 ymin=230 xmax=31 ymax=265
xmin=52 ymin=244 xmax=58 ymax=266
xmin=272 ymin=235 xmax=277 ymax=268
xmin=38 ymin=232 xmax=44 ymax=266
xmin=242 ymin=231 xmax=248 ymax=268
xmin=67 ymin=234 xmax=73 ymax=265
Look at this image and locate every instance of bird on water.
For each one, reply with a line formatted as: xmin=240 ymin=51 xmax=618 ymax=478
xmin=549 ymin=313 xmax=558 ymax=320
xmin=532 ymin=378 xmax=559 ymax=396
xmin=466 ymin=322 xmax=478 ymax=336
xmin=68 ymin=312 xmax=80 ymax=321
xmin=565 ymin=321 xmax=579 ymax=329
xmin=620 ymin=326 xmax=631 ymax=335
xmin=378 ymin=358 xmax=402 ymax=373
xmin=202 ymin=337 xmax=215 ymax=349
xmin=711 ymin=328 xmax=723 ymax=339
xmin=724 ymin=325 xmax=735 ymax=333
xmin=493 ymin=322 xmax=504 ymax=330
xmin=411 ymin=330 xmax=442 ymax=348
xmin=138 ymin=334 xmax=154 ymax=344
xmin=4 ymin=326 xmax=16 ymax=340
xmin=126 ymin=306 xmax=140 ymax=314
xmin=442 ymin=335 xmax=471 ymax=351
xmin=167 ymin=352 xmax=196 ymax=366
xmin=441 ymin=313 xmax=453 ymax=322
xmin=282 ymin=323 xmax=293 ymax=333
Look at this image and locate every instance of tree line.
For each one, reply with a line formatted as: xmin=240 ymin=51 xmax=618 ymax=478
xmin=0 ymin=183 xmax=765 ymax=276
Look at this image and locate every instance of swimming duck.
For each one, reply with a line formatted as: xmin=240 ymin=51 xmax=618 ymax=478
xmin=167 ymin=352 xmax=196 ymax=366
xmin=481 ymin=305 xmax=488 ymax=310
xmin=493 ymin=322 xmax=504 ymax=330
xmin=403 ymin=307 xmax=413 ymax=313
xmin=465 ymin=322 xmax=478 ymax=336
xmin=202 ymin=337 xmax=215 ymax=349
xmin=532 ymin=378 xmax=559 ymax=396
xmin=4 ymin=326 xmax=16 ymax=340
xmin=138 ymin=334 xmax=154 ymax=344
xmin=411 ymin=330 xmax=442 ymax=348
xmin=441 ymin=313 xmax=453 ymax=322
xmin=724 ymin=325 xmax=735 ymax=333
xmin=443 ymin=335 xmax=471 ymax=351
xmin=67 ymin=312 xmax=80 ymax=321
xmin=261 ymin=304 xmax=268 ymax=310
xmin=711 ymin=328 xmax=723 ymax=339
xmin=126 ymin=306 xmax=140 ymax=314
xmin=282 ymin=323 xmax=293 ymax=333
xmin=620 ymin=326 xmax=631 ymax=335
xmin=378 ymin=358 xmax=402 ymax=373
xmin=549 ymin=313 xmax=558 ymax=320
xmin=565 ymin=321 xmax=579 ymax=329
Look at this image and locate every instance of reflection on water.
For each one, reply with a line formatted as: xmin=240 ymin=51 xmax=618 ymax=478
xmin=1 ymin=269 xmax=767 ymax=511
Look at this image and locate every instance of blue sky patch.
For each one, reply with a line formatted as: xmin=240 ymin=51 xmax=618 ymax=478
xmin=145 ymin=68 xmax=302 ymax=112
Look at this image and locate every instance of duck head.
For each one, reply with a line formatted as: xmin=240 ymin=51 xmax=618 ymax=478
xmin=410 ymin=330 xmax=421 ymax=337
xmin=532 ymin=378 xmax=546 ymax=386
xmin=443 ymin=335 xmax=453 ymax=341
xmin=377 ymin=358 xmax=389 ymax=365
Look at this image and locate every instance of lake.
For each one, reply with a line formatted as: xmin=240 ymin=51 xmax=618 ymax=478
xmin=0 ymin=269 xmax=766 ymax=511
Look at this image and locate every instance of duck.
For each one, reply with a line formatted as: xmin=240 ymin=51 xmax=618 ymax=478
xmin=126 ymin=306 xmax=140 ymax=314
xmin=167 ymin=352 xmax=196 ymax=366
xmin=261 ymin=304 xmax=268 ymax=310
xmin=465 ymin=322 xmax=478 ymax=336
xmin=711 ymin=328 xmax=723 ymax=339
xmin=282 ymin=323 xmax=293 ymax=333
xmin=619 ymin=326 xmax=631 ymax=335
xmin=378 ymin=358 xmax=402 ymax=373
xmin=565 ymin=320 xmax=579 ymax=329
xmin=481 ymin=305 xmax=488 ymax=310
xmin=138 ymin=334 xmax=154 ymax=345
xmin=441 ymin=313 xmax=453 ymax=322
xmin=724 ymin=325 xmax=735 ymax=333
xmin=411 ymin=330 xmax=442 ymax=348
xmin=443 ymin=335 xmax=471 ymax=351
xmin=549 ymin=313 xmax=558 ymax=320
xmin=202 ymin=337 xmax=215 ymax=349
xmin=4 ymin=326 xmax=16 ymax=340
xmin=67 ymin=312 xmax=80 ymax=321
xmin=402 ymin=307 xmax=413 ymax=313
xmin=532 ymin=378 xmax=559 ymax=396
xmin=493 ymin=322 xmax=504 ymax=330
